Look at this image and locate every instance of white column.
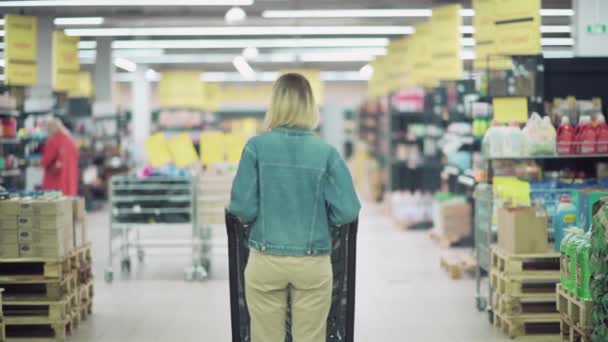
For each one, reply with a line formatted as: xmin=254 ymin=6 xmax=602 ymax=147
xmin=27 ymin=16 xmax=54 ymax=112
xmin=132 ymin=65 xmax=151 ymax=165
xmin=93 ymin=37 xmax=114 ymax=114
xmin=573 ymin=0 xmax=608 ymax=56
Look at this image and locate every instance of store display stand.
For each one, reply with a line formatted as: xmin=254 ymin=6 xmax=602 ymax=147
xmin=105 ymin=175 xmax=209 ymax=282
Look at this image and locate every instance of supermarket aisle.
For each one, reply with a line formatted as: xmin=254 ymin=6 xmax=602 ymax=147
xmin=72 ymin=203 xmax=508 ymax=342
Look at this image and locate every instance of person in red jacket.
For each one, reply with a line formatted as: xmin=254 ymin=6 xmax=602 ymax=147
xmin=41 ymin=118 xmax=79 ymax=196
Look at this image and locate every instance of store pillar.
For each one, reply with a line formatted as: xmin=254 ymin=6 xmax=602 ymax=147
xmin=573 ymin=0 xmax=608 ymax=56
xmin=93 ymin=37 xmax=114 ymax=113
xmin=132 ymin=65 xmax=151 ymax=164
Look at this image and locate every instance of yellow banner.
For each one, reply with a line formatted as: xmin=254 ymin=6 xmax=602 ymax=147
xmin=200 ymin=131 xmax=225 ymax=166
xmin=52 ymin=31 xmax=80 ymax=92
xmin=368 ymin=55 xmax=390 ymax=98
xmin=494 ymin=0 xmax=542 ymax=55
xmin=473 ymin=0 xmax=514 ymax=70
xmin=493 ymin=97 xmax=528 ymax=123
xmin=68 ymin=72 xmax=94 ymax=98
xmin=202 ymin=82 xmax=222 ymax=112
xmin=225 ymin=132 xmax=247 ymax=164
xmin=431 ymin=4 xmax=462 ymax=81
xmin=4 ymin=15 xmax=37 ymax=86
xmin=158 ymin=70 xmax=205 ymax=109
xmin=144 ymin=132 xmax=172 ymax=167
xmin=411 ymin=22 xmax=436 ymax=88
xmin=385 ymin=37 xmax=411 ymax=92
xmin=167 ymin=133 xmax=199 ymax=168
xmin=281 ymin=69 xmax=324 ymax=105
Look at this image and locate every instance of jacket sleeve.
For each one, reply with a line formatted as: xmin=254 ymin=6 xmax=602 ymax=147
xmin=325 ymin=149 xmax=361 ymax=226
xmin=228 ymin=143 xmax=259 ymax=224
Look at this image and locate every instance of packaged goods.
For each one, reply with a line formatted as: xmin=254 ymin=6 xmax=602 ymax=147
xmin=561 ymin=228 xmax=584 ymax=292
xmin=523 ymin=113 xmax=557 ymax=156
xmin=578 ymin=115 xmax=598 ymax=154
xmin=497 ymin=207 xmax=548 ymax=254
xmin=503 ymin=122 xmax=524 ymax=158
xmin=573 ymin=190 xmax=608 ymax=233
xmin=590 ymin=199 xmax=608 ymax=340
xmin=553 ymin=194 xmax=578 ymax=251
xmin=576 ymin=237 xmax=592 ymax=300
xmin=557 ymin=116 xmax=576 ymax=155
xmin=596 ymin=115 xmax=608 ymax=154
xmin=567 ymin=233 xmax=586 ymax=295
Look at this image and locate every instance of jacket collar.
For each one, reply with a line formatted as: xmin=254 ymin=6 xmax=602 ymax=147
xmin=272 ymin=127 xmax=314 ymax=136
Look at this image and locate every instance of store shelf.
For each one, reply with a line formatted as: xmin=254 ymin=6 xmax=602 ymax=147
xmin=0 ymin=138 xmax=19 ymax=145
xmin=0 ymin=109 xmax=19 ymax=117
xmin=22 ymin=109 xmax=54 ymax=117
xmin=1 ymin=169 xmax=21 ymax=177
xmin=489 ymin=154 xmax=608 ymax=161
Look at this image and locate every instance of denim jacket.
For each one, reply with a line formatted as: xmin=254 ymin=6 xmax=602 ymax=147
xmin=229 ymin=127 xmax=361 ymax=256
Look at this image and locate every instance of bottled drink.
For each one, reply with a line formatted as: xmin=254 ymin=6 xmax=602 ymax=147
xmin=553 ymin=195 xmax=578 ymax=251
xmin=576 ymin=237 xmax=591 ymax=301
xmin=567 ymin=232 xmax=585 ymax=294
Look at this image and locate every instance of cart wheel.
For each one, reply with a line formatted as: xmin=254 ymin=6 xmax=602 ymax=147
xmin=476 ymin=297 xmax=487 ymax=312
xmin=121 ymin=259 xmax=131 ymax=273
xmin=104 ymin=269 xmax=114 ymax=283
xmin=137 ymin=250 xmax=145 ymax=263
xmin=200 ymin=258 xmax=211 ymax=272
xmin=488 ymin=309 xmax=494 ymax=324
xmin=194 ymin=266 xmax=209 ymax=281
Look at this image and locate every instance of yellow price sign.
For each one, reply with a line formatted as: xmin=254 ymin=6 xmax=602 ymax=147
xmin=4 ymin=15 xmax=37 ymax=86
xmin=200 ymin=131 xmax=225 ymax=166
xmin=225 ymin=133 xmax=248 ymax=164
xmin=68 ymin=72 xmax=94 ymax=98
xmin=203 ymin=82 xmax=222 ymax=112
xmin=494 ymin=0 xmax=542 ymax=55
xmin=431 ymin=4 xmax=462 ymax=81
xmin=53 ymin=31 xmax=80 ymax=92
xmin=168 ymin=133 xmax=199 ymax=168
xmin=144 ymin=132 xmax=172 ymax=167
xmin=493 ymin=97 xmax=528 ymax=123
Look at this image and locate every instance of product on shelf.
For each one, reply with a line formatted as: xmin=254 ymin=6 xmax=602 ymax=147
xmin=557 ymin=116 xmax=576 ymax=155
xmin=503 ymin=122 xmax=524 ymax=158
xmin=497 ymin=206 xmax=548 ymax=254
xmin=522 ymin=113 xmax=557 ymax=156
xmin=576 ymin=236 xmax=592 ymax=301
xmin=597 ymin=116 xmax=608 ymax=154
xmin=553 ymin=195 xmax=578 ymax=251
xmin=561 ymin=228 xmax=584 ymax=292
xmin=591 ymin=200 xmax=608 ymax=341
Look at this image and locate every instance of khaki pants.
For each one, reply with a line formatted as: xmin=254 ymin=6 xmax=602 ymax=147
xmin=245 ymin=250 xmax=333 ymax=342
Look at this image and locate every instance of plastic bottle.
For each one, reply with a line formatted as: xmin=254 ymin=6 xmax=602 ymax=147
xmin=575 ymin=237 xmax=591 ymax=300
xmin=578 ymin=116 xmax=597 ymax=154
xmin=595 ymin=115 xmax=608 ymax=154
xmin=505 ymin=122 xmax=524 ymax=157
xmin=560 ymin=229 xmax=579 ymax=290
xmin=557 ymin=116 xmax=576 ymax=155
xmin=553 ymin=195 xmax=578 ymax=251
xmin=482 ymin=121 xmax=503 ymax=158
xmin=567 ymin=232 xmax=585 ymax=294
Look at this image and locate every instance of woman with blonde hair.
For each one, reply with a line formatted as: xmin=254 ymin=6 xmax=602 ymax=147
xmin=229 ymin=73 xmax=360 ymax=342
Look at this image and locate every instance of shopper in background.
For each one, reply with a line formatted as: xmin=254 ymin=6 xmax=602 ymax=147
xmin=42 ymin=117 xmax=79 ymax=196
xmin=229 ymin=73 xmax=361 ymax=342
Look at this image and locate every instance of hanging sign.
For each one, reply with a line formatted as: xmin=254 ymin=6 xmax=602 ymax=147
xmin=53 ymin=31 xmax=80 ymax=92
xmin=200 ymin=131 xmax=225 ymax=166
xmin=68 ymin=72 xmax=94 ymax=98
xmin=167 ymin=133 xmax=199 ymax=168
xmin=411 ymin=22 xmax=436 ymax=88
xmin=473 ymin=0 xmax=513 ymax=70
xmin=202 ymin=82 xmax=222 ymax=112
xmin=158 ymin=70 xmax=205 ymax=109
xmin=494 ymin=0 xmax=542 ymax=55
xmin=225 ymin=132 xmax=248 ymax=164
xmin=385 ymin=37 xmax=411 ymax=92
xmin=144 ymin=132 xmax=172 ymax=167
xmin=493 ymin=97 xmax=528 ymax=123
xmin=431 ymin=4 xmax=463 ymax=81
xmin=4 ymin=15 xmax=37 ymax=86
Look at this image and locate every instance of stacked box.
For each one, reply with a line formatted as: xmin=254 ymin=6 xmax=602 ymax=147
xmin=0 ymin=197 xmax=72 ymax=259
xmin=71 ymin=198 xmax=87 ymax=248
xmin=590 ymin=199 xmax=608 ymax=341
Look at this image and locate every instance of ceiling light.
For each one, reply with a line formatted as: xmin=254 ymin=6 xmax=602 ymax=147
xmin=79 ymin=41 xmax=97 ymax=49
xmin=359 ymin=64 xmax=373 ymax=79
xmin=114 ymin=57 xmax=137 ymax=72
xmin=54 ymin=17 xmax=105 ymax=26
xmin=0 ymin=74 xmax=4 ymax=81
xmin=463 ymin=25 xmax=571 ymax=34
xmin=300 ymin=52 xmax=377 ymax=62
xmin=64 ymin=25 xmax=414 ymax=37
xmin=232 ymin=56 xmax=255 ymax=80
xmin=242 ymin=46 xmax=259 ymax=59
xmin=225 ymin=6 xmax=246 ymax=24
xmin=0 ymin=60 xmax=4 ymax=68
xmin=541 ymin=9 xmax=574 ymax=16
xmin=263 ymin=9 xmax=432 ymax=18
xmin=0 ymin=31 xmax=4 ymax=37
xmin=0 ymin=19 xmax=4 ymax=26
xmin=0 ymin=0 xmax=254 ymax=7
xmin=145 ymin=69 xmax=162 ymax=81
xmin=112 ymin=38 xmax=390 ymax=49
xmin=462 ymin=37 xmax=574 ymax=47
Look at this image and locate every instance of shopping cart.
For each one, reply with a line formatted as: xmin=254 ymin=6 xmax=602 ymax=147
xmin=474 ymin=183 xmax=493 ymax=314
xmin=226 ymin=211 xmax=358 ymax=342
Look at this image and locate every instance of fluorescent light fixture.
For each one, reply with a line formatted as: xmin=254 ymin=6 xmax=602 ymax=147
xmin=112 ymin=38 xmax=390 ymax=49
xmin=0 ymin=74 xmax=4 ymax=81
xmin=0 ymin=19 xmax=5 ymax=26
xmin=300 ymin=52 xmax=377 ymax=62
xmin=0 ymin=30 xmax=4 ymax=37
xmin=114 ymin=57 xmax=137 ymax=72
xmin=79 ymin=41 xmax=97 ymax=49
xmin=263 ymin=9 xmax=432 ymax=18
xmin=262 ymin=8 xmax=573 ymax=18
xmin=463 ymin=25 xmax=571 ymax=34
xmin=199 ymin=71 xmax=367 ymax=83
xmin=359 ymin=64 xmax=373 ymax=79
xmin=242 ymin=46 xmax=259 ymax=59
xmin=232 ymin=56 xmax=255 ymax=80
xmin=146 ymin=69 xmax=162 ymax=81
xmin=65 ymin=26 xmax=414 ymax=37
xmin=225 ymin=6 xmax=246 ymax=24
xmin=0 ymin=60 xmax=4 ymax=68
xmin=0 ymin=0 xmax=254 ymax=7
xmin=462 ymin=37 xmax=573 ymax=47
xmin=54 ymin=17 xmax=105 ymax=26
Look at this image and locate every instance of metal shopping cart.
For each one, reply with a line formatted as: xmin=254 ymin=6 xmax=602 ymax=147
xmin=474 ymin=183 xmax=494 ymax=314
xmin=226 ymin=211 xmax=358 ymax=342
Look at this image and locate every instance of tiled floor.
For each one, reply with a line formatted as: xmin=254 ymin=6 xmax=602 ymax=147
xmin=71 ymin=203 xmax=510 ymax=342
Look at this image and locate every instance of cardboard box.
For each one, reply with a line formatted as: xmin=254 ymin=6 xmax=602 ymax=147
xmin=18 ymin=243 xmax=66 ymax=258
xmin=432 ymin=200 xmax=472 ymax=243
xmin=0 ymin=197 xmax=71 ymax=216
xmin=0 ymin=216 xmax=18 ymax=230
xmin=18 ymin=227 xmax=64 ymax=246
xmin=498 ymin=207 xmax=549 ymax=254
xmin=71 ymin=197 xmax=86 ymax=222
xmin=573 ymin=189 xmax=608 ymax=232
xmin=0 ymin=244 xmax=19 ymax=258
xmin=73 ymin=219 xmax=87 ymax=247
xmin=17 ymin=214 xmax=72 ymax=231
xmin=0 ymin=230 xmax=18 ymax=244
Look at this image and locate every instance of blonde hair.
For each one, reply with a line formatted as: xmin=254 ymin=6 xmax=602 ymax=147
xmin=265 ymin=73 xmax=319 ymax=130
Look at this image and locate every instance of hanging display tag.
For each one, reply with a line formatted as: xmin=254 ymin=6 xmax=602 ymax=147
xmin=5 ymin=15 xmax=37 ymax=86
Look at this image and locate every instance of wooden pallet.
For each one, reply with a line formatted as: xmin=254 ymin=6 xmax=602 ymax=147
xmin=439 ymin=250 xmax=476 ymax=279
xmin=78 ymin=303 xmax=92 ymax=322
xmin=556 ymin=284 xmax=593 ymax=332
xmin=5 ymin=314 xmax=76 ymax=342
xmin=494 ymin=293 xmax=558 ymax=317
xmin=0 ymin=273 xmax=77 ymax=301
xmin=561 ymin=315 xmax=591 ymax=342
xmin=491 ymin=271 xmax=560 ymax=299
xmin=76 ymin=265 xmax=93 ymax=285
xmin=0 ymin=257 xmax=73 ymax=280
xmin=3 ymin=297 xmax=72 ymax=321
xmin=430 ymin=229 xmax=453 ymax=248
xmin=493 ymin=311 xmax=561 ymax=340
xmin=74 ymin=244 xmax=92 ymax=269
xmin=491 ymin=247 xmax=560 ymax=276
